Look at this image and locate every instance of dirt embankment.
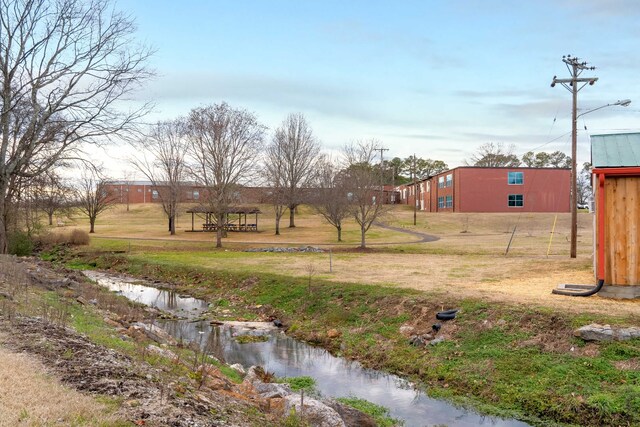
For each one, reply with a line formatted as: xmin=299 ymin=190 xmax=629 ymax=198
xmin=0 ymin=257 xmax=273 ymax=426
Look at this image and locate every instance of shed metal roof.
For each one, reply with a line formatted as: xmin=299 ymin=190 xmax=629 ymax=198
xmin=591 ymin=133 xmax=640 ymax=167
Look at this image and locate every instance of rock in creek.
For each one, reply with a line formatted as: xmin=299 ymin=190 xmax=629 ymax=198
xmin=574 ymin=323 xmax=640 ymax=342
xmin=242 ymin=366 xmax=348 ymax=426
xmin=326 ymin=400 xmax=377 ymax=427
xmin=129 ymin=322 xmax=177 ymax=346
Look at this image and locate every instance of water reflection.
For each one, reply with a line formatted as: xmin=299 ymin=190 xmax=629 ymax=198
xmin=83 ymin=270 xmax=209 ymax=318
xmin=85 ymin=270 xmax=531 ymax=427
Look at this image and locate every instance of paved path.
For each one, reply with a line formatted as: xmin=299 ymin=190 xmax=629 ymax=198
xmin=373 ymin=222 xmax=439 ymax=243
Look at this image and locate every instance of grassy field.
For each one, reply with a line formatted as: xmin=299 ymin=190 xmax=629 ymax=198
xmin=56 ymin=202 xmax=639 ymax=316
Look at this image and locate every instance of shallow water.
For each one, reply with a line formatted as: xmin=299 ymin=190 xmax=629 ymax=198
xmin=85 ymin=270 xmax=530 ymax=427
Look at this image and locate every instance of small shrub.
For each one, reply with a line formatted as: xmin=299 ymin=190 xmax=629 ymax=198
xmin=7 ymin=230 xmax=34 ymax=256
xmin=69 ymin=229 xmax=90 ymax=245
xmin=282 ymin=408 xmax=311 ymax=427
xmin=253 ymin=366 xmax=276 ymax=383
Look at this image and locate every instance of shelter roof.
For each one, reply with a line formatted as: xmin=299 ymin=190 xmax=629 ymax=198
xmin=591 ymin=133 xmax=640 ymax=167
xmin=186 ymin=206 xmax=261 ymax=214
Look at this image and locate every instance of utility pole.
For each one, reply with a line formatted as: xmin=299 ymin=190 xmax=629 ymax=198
xmin=391 ymin=166 xmax=395 ymax=204
xmin=374 ymin=147 xmax=388 ymax=205
xmin=412 ymin=154 xmax=417 ymax=225
xmin=551 ymin=55 xmax=598 ymax=259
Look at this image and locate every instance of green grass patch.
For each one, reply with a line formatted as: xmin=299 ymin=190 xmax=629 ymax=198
xmin=278 ymin=376 xmax=317 ymax=392
xmin=43 ymin=291 xmax=136 ymax=353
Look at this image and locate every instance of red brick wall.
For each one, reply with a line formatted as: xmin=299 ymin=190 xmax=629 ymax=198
xmin=456 ymin=167 xmax=570 ymax=212
xmin=396 ymin=167 xmax=570 ymax=213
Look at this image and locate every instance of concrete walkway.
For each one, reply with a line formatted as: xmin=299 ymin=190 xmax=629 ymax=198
xmin=373 ymin=222 xmax=439 ymax=243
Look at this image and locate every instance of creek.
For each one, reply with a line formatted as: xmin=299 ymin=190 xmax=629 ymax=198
xmin=84 ymin=270 xmax=530 ymax=427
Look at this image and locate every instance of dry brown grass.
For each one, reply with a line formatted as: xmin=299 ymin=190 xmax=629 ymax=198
xmin=39 ymin=229 xmax=90 ymax=246
xmin=0 ymin=344 xmax=123 ymax=426
xmin=58 ymin=203 xmax=415 ymax=246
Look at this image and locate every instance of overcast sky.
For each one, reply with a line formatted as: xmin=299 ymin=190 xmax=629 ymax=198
xmin=101 ymin=0 xmax=640 ymax=177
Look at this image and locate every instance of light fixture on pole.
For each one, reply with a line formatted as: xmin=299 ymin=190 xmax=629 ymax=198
xmin=577 ymin=99 xmax=631 ymax=119
xmin=551 ymin=55 xmax=629 ymax=258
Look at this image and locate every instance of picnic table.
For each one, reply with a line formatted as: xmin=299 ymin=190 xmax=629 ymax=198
xmin=187 ymin=206 xmax=262 ymax=233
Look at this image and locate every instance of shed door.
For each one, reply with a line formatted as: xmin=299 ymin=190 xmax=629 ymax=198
xmin=604 ymin=176 xmax=640 ymax=285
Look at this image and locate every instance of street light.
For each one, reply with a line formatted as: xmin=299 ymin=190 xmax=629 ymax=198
xmin=551 ymin=55 xmax=630 ymax=258
xmin=577 ymin=99 xmax=631 ymax=119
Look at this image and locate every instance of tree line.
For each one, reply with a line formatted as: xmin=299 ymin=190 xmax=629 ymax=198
xmin=0 ymin=0 xmax=581 ymax=255
xmin=465 ymin=142 xmax=572 ymax=168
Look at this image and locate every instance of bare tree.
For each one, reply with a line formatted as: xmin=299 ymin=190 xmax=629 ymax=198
xmin=343 ymin=140 xmax=388 ymax=249
xmin=186 ymin=103 xmax=265 ymax=248
xmin=0 ymin=0 xmax=152 ymax=253
xmin=132 ymin=120 xmax=187 ymax=235
xmin=310 ymin=159 xmax=351 ymax=242
xmin=263 ymin=144 xmax=288 ymax=235
xmin=465 ymin=143 xmax=521 ymax=167
xmin=577 ymin=162 xmax=593 ymax=205
xmin=269 ymin=113 xmax=321 ymax=228
xmin=121 ymin=171 xmax=137 ymax=212
xmin=74 ymin=167 xmax=115 ymax=234
xmin=35 ymin=171 xmax=70 ymax=226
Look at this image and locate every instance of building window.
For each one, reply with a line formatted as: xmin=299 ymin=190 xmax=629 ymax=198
xmin=152 ymin=190 xmax=159 ymax=199
xmin=508 ymin=171 xmax=524 ymax=185
xmin=438 ymin=176 xmax=445 ymax=188
xmin=438 ymin=196 xmax=445 ymax=208
xmin=193 ymin=190 xmax=199 ymax=200
xmin=446 ymin=195 xmax=453 ymax=208
xmin=446 ymin=174 xmax=453 ymax=187
xmin=137 ymin=188 xmax=142 ymax=193
xmin=508 ymin=194 xmax=524 ymax=207
xmin=426 ymin=181 xmax=430 ymax=192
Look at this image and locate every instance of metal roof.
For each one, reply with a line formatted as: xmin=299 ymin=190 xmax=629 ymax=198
xmin=591 ymin=133 xmax=640 ymax=167
xmin=186 ymin=206 xmax=261 ymax=214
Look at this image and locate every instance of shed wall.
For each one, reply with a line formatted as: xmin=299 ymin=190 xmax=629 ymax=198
xmin=603 ymin=176 xmax=640 ymax=285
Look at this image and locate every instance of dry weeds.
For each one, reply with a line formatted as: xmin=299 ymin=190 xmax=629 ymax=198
xmin=0 ymin=343 xmax=122 ymax=426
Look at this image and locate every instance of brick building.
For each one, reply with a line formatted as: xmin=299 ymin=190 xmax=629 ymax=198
xmin=396 ymin=167 xmax=570 ymax=213
xmin=105 ymin=181 xmax=269 ymax=205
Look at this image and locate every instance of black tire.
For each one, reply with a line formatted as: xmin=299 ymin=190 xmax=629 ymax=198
xmin=436 ymin=310 xmax=458 ymax=321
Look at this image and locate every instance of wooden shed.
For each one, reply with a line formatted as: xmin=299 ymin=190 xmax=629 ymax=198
xmin=591 ymin=133 xmax=640 ymax=299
